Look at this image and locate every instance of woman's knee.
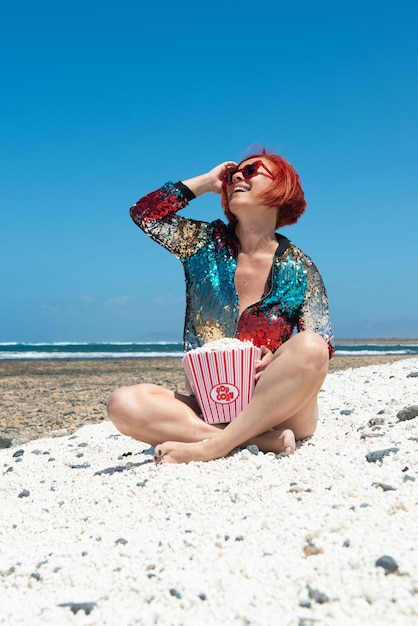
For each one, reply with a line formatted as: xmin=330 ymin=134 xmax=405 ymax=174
xmin=272 ymin=332 xmax=329 ymax=385
xmin=106 ymin=384 xmax=154 ymax=433
xmin=291 ymin=331 xmax=329 ymax=371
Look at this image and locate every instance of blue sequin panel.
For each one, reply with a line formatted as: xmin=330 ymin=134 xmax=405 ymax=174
xmin=268 ymin=255 xmax=307 ymax=316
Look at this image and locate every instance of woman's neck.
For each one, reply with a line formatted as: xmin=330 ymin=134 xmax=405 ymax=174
xmin=234 ymin=221 xmax=278 ymax=255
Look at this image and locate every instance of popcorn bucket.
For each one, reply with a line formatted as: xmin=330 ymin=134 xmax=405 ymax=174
xmin=182 ymin=341 xmax=261 ymax=424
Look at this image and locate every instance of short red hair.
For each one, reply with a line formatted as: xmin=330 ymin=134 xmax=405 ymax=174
xmin=221 ymin=148 xmax=307 ymax=228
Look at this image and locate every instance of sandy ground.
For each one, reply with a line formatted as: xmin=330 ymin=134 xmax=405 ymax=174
xmin=1 ymin=356 xmax=418 ymax=625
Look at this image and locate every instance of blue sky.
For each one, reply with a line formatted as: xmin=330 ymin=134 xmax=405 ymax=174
xmin=1 ymin=0 xmax=417 ymax=342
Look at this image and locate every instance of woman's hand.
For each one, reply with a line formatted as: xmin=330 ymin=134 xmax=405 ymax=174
xmin=182 ymin=160 xmax=237 ymax=197
xmin=206 ymin=161 xmax=237 ymax=194
xmin=255 ymin=345 xmax=274 ymax=382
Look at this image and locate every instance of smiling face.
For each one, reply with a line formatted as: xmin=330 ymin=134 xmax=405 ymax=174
xmin=224 ymin=157 xmax=277 ymax=218
xmin=221 ymin=149 xmax=307 ymax=228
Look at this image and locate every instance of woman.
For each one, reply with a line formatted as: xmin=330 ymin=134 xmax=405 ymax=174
xmin=107 ymin=149 xmax=334 ymax=464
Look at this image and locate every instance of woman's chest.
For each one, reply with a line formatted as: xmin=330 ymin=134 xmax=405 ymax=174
xmin=234 ymin=253 xmax=274 ymax=314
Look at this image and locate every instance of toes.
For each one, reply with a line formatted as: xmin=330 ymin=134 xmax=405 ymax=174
xmin=153 ymin=446 xmax=163 ymax=463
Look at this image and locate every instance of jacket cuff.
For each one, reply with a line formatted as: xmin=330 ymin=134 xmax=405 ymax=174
xmin=174 ymin=181 xmax=196 ymax=201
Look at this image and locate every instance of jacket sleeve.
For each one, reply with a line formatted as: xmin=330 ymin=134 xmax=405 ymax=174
xmin=297 ymin=257 xmax=335 ymax=358
xmin=129 ymin=181 xmax=210 ymax=260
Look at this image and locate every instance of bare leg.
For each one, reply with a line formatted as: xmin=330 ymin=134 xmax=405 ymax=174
xmin=154 ymin=331 xmax=329 ymax=464
xmin=107 ymin=383 xmax=295 ymax=453
xmin=107 ymin=384 xmax=220 ymax=447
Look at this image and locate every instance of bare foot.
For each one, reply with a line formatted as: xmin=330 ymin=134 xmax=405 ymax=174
xmin=154 ymin=439 xmax=216 ymax=464
xmin=247 ymin=428 xmax=296 ymax=455
xmin=153 ymin=428 xmax=296 ymax=464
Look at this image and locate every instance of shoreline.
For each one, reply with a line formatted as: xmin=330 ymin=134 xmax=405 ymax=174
xmin=335 ymin=338 xmax=418 ymax=344
xmin=1 ymin=354 xmax=417 ymax=448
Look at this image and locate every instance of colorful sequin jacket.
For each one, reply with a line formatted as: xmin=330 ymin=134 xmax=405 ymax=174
xmin=130 ymin=182 xmax=335 ymax=357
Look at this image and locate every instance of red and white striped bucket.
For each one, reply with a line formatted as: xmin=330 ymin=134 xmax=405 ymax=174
xmin=183 ymin=342 xmax=261 ymax=424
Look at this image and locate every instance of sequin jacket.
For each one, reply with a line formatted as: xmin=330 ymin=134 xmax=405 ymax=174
xmin=130 ymin=182 xmax=335 ymax=357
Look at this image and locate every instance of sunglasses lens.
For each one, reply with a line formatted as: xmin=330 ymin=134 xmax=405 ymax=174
xmin=225 ymin=169 xmax=236 ymax=185
xmin=242 ymin=163 xmax=258 ymax=179
xmin=225 ymin=162 xmax=262 ymax=184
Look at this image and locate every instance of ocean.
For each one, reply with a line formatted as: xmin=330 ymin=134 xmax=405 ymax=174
xmin=1 ymin=341 xmax=418 ymax=360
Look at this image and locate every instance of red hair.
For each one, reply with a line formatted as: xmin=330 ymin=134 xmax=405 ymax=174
xmin=221 ymin=148 xmax=307 ymax=228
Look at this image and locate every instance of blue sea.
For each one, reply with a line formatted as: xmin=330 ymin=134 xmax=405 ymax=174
xmin=0 ymin=341 xmax=418 ymax=360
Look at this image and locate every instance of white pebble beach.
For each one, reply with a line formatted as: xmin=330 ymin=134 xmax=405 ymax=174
xmin=1 ymin=358 xmax=418 ymax=625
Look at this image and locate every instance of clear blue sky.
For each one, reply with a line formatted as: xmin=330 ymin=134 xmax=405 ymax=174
xmin=1 ymin=0 xmax=417 ymax=342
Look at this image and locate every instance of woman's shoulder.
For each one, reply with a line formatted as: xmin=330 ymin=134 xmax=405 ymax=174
xmin=276 ymin=237 xmax=319 ymax=270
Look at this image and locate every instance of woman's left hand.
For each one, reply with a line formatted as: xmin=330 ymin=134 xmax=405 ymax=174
xmin=255 ymin=345 xmax=274 ymax=382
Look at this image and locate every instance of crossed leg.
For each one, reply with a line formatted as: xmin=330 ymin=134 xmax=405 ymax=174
xmin=107 ymin=331 xmax=329 ymax=464
xmin=107 ymin=384 xmax=295 ymax=454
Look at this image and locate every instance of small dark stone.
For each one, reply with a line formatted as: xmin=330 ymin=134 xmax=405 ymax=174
xmin=70 ymin=463 xmax=91 ymax=469
xmin=366 ymin=447 xmax=399 ymax=463
xmin=198 ymin=592 xmax=207 ymax=600
xmin=299 ymin=600 xmax=311 ymax=608
xmin=372 ymin=482 xmax=397 ymax=492
xmin=235 ymin=535 xmax=244 ymax=541
xmin=403 ymin=474 xmax=416 ymax=482
xmin=406 ymin=371 xmax=418 ymax=378
xmin=397 ymin=405 xmax=418 ymax=422
xmin=115 ymin=538 xmax=128 ymax=545
xmin=246 ymin=444 xmax=259 ymax=455
xmin=376 ymin=409 xmax=385 ymax=415
xmin=343 ymin=539 xmax=350 ymax=547
xmin=375 ymin=555 xmax=398 ymax=573
xmin=169 ymin=588 xmax=182 ymax=599
xmin=31 ymin=572 xmax=42 ymax=580
xmin=136 ymin=480 xmax=148 ymax=487
xmin=360 ymin=502 xmax=371 ymax=508
xmin=0 ymin=437 xmax=13 ymax=449
xmin=58 ymin=602 xmax=97 ymax=615
xmin=13 ymin=449 xmax=24 ymax=458
xmin=6 ymin=467 xmax=13 ymax=473
xmin=31 ymin=450 xmax=42 ymax=455
xmin=308 ymin=586 xmax=329 ymax=604
xmin=18 ymin=489 xmax=30 ymax=498
xmin=77 ymin=442 xmax=89 ymax=447
xmin=368 ymin=417 xmax=385 ymax=427
xmin=340 ymin=409 xmax=353 ymax=415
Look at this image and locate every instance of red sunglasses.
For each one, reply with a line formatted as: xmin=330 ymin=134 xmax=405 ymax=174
xmin=223 ymin=160 xmax=275 ymax=186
